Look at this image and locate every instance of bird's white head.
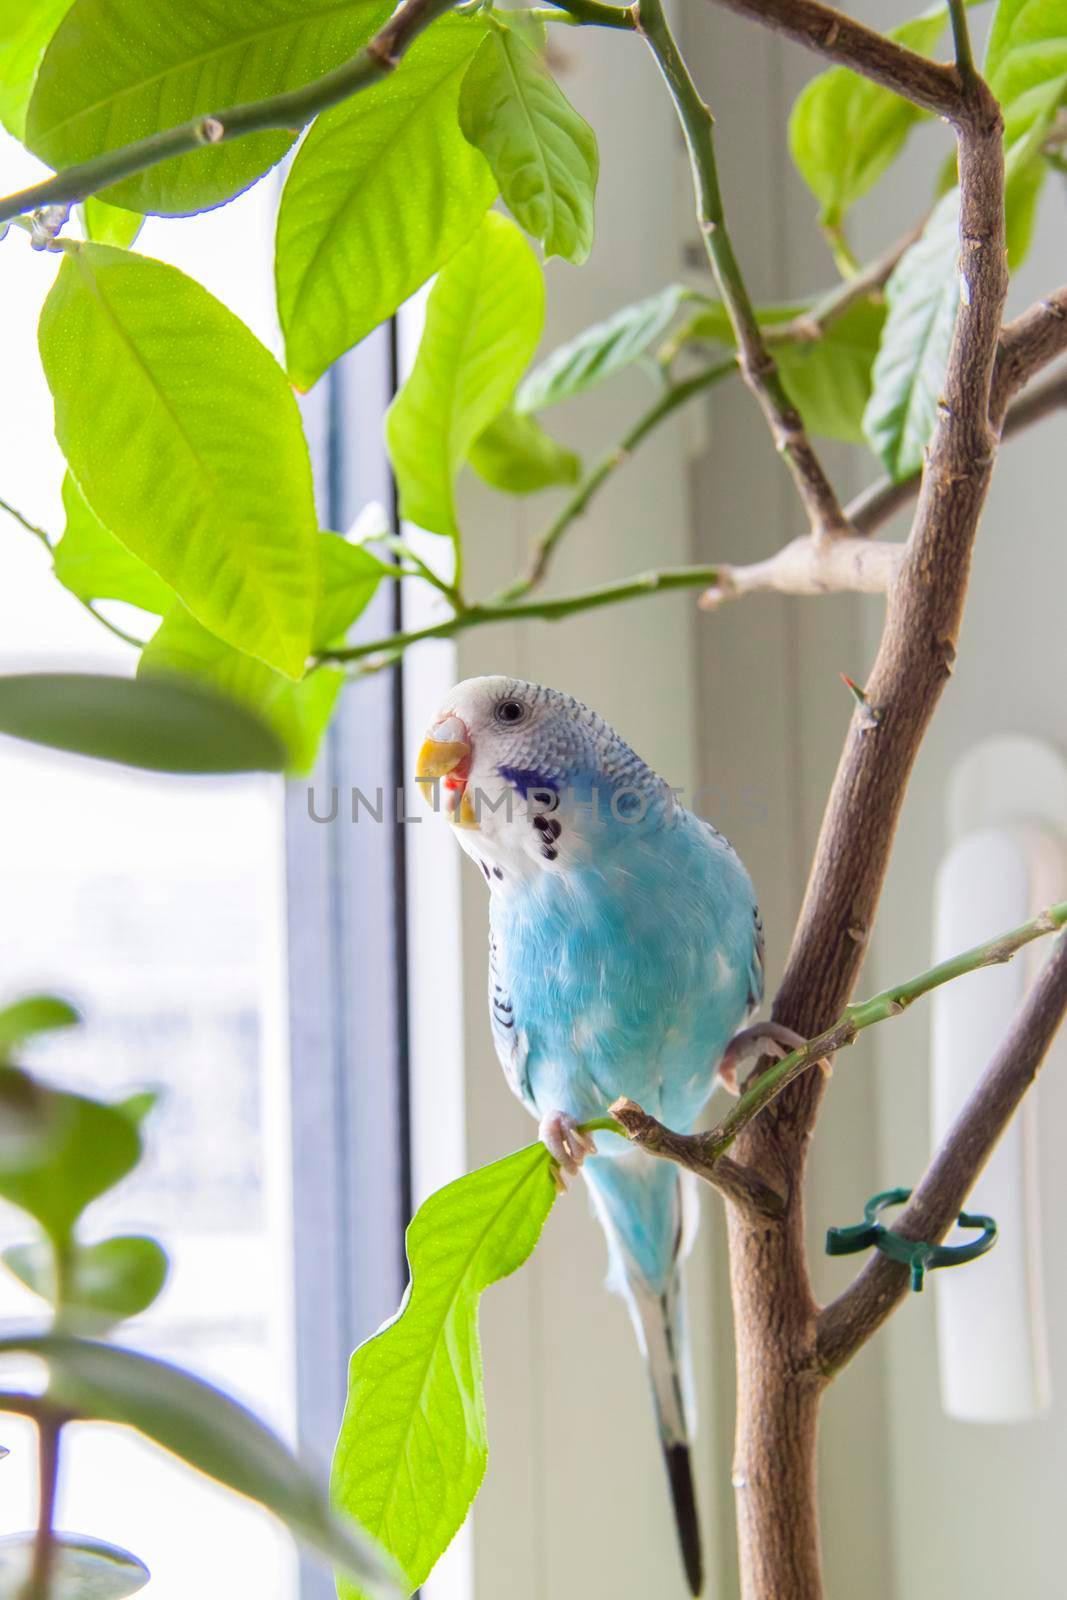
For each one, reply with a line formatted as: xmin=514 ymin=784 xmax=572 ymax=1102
xmin=415 ymin=676 xmax=670 ymax=883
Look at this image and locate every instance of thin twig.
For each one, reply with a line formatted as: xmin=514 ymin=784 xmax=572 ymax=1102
xmin=991 ymin=286 xmax=1067 ymax=423
xmin=947 ymin=0 xmax=978 ymax=93
xmin=0 ymin=495 xmax=147 ymax=648
xmin=0 ymin=494 xmax=52 ymax=554
xmin=819 ymin=932 xmax=1067 ymax=1373
xmin=0 ymin=0 xmax=456 ymax=224
xmin=541 ymin=0 xmax=637 ymax=26
xmin=498 ymin=359 xmax=736 ymax=603
xmin=637 ymin=0 xmax=853 ymax=541
xmin=702 ymin=0 xmax=963 ymax=120
xmin=317 ymin=564 xmax=725 ymax=667
xmin=29 ymin=1414 xmax=61 ymax=1600
xmin=610 ymin=902 xmax=1067 ymax=1177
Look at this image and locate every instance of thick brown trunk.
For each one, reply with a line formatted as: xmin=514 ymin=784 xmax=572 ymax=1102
xmin=725 ymin=1122 xmax=825 ymax=1600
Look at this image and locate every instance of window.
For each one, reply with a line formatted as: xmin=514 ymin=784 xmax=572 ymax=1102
xmin=0 ymin=137 xmax=413 ymax=1598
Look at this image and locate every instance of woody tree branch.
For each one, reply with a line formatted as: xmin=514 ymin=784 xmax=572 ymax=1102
xmin=703 ymin=0 xmax=962 ymax=116
xmin=686 ymin=1 xmax=1008 ymax=1590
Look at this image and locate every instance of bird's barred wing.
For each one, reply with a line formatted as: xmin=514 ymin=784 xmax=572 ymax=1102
xmin=747 ymin=905 xmax=765 ymax=1015
xmin=488 ymin=929 xmax=532 ymax=1108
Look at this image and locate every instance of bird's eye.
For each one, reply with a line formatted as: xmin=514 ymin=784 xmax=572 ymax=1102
xmin=494 ymin=699 xmax=526 ymax=726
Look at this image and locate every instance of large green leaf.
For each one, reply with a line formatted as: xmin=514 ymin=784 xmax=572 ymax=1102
xmin=788 ymin=6 xmax=949 ymax=227
xmin=985 ymin=0 xmax=1067 ymax=265
xmin=332 ymin=1143 xmax=557 ymax=1596
xmin=277 ymin=17 xmax=495 ymax=391
xmin=458 ymin=19 xmax=598 ymax=264
xmin=79 ymin=196 xmax=143 ymax=249
xmin=315 ymin=533 xmax=388 ymax=648
xmin=985 ymin=0 xmax=1067 ymax=148
xmin=0 ymin=994 xmax=80 ymax=1061
xmin=0 ymin=0 xmax=72 ymax=137
xmin=468 ymin=407 xmax=581 ymax=493
xmin=39 ymin=244 xmax=318 ymax=678
xmin=53 ymin=475 xmax=173 ymax=615
xmin=515 ymin=283 xmax=686 ymax=414
xmin=0 ymin=1533 xmax=148 ymax=1600
xmin=0 ymin=1083 xmax=141 ymax=1246
xmin=0 ymin=672 xmax=288 ymax=774
xmin=0 ymin=1064 xmax=68 ymax=1173
xmin=386 ymin=213 xmax=543 ymax=538
xmin=140 ymin=604 xmax=343 ymax=778
xmin=863 ymin=190 xmax=959 ymax=480
xmin=686 ymin=296 xmax=884 ymax=444
xmin=0 ymin=1335 xmax=400 ymax=1599
xmin=4 ymin=1233 xmax=168 ymax=1332
xmin=26 ymin=0 xmax=392 ymax=215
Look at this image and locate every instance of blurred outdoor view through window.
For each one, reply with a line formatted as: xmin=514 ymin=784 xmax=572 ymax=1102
xmin=0 ymin=134 xmax=301 ymax=1598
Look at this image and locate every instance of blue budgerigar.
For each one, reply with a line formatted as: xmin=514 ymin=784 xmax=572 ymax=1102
xmin=416 ymin=677 xmax=770 ymax=1595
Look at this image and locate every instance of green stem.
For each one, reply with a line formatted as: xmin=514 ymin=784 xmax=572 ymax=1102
xmin=497 ymin=358 xmax=736 ymax=604
xmin=28 ymin=1414 xmax=61 ymax=1600
xmin=636 ymin=0 xmax=850 ymax=537
xmin=710 ymin=902 xmax=1067 ymax=1159
xmin=0 ymin=0 xmax=455 ymax=224
xmin=318 ymin=563 xmax=722 ymax=666
xmin=1 ymin=495 xmax=146 ymax=649
xmin=0 ymin=495 xmax=51 ymax=554
xmin=947 ymin=0 xmax=977 ymax=91
xmin=539 ymin=0 xmax=637 ymax=27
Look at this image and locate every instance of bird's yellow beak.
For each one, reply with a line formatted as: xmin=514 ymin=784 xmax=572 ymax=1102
xmin=416 ymin=717 xmax=477 ymax=827
xmin=415 ymin=737 xmax=470 ymax=780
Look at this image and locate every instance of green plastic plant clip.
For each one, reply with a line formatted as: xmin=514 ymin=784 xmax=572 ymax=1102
xmin=825 ymin=1187 xmax=997 ymax=1292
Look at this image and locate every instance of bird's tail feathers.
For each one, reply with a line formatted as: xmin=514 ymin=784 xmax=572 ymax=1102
xmin=628 ymin=1270 xmax=703 ymax=1597
xmin=584 ymin=1153 xmax=703 ymax=1595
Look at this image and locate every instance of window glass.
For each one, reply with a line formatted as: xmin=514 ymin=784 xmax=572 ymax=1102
xmin=0 ymin=136 xmax=298 ymax=1600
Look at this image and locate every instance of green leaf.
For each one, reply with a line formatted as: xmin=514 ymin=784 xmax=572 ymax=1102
xmin=985 ymin=0 xmax=1067 ymax=150
xmin=0 ymin=0 xmax=73 ymax=138
xmin=468 ymin=407 xmax=580 ymax=492
xmin=4 ymin=1234 xmax=168 ymax=1332
xmin=985 ymin=0 xmax=1067 ymax=265
xmin=458 ymin=19 xmax=598 ymax=264
xmin=677 ymin=297 xmax=885 ymax=444
xmin=332 ymin=1142 xmax=557 ymax=1596
xmin=0 ymin=1084 xmax=141 ymax=1246
xmin=26 ymin=0 xmax=393 ymax=215
xmin=386 ymin=213 xmax=543 ymax=538
xmin=0 ymin=1334 xmax=400 ymax=1599
xmin=863 ymin=190 xmax=959 ymax=480
xmin=0 ymin=994 xmax=80 ymax=1060
xmin=79 ymin=196 xmax=143 ymax=249
xmin=316 ymin=534 xmax=387 ymax=648
xmin=140 ymin=602 xmax=343 ymax=777
xmin=1005 ymin=148 xmax=1048 ymax=266
xmin=53 ymin=475 xmax=173 ymax=615
xmin=0 ymin=1064 xmax=68 ymax=1173
xmin=514 ymin=283 xmax=686 ymax=413
xmin=788 ymin=5 xmax=949 ymax=226
xmin=277 ymin=16 xmax=496 ymax=391
xmin=0 ymin=672 xmax=287 ymax=774
xmin=0 ymin=1533 xmax=148 ymax=1599
xmin=39 ymin=244 xmax=318 ymax=677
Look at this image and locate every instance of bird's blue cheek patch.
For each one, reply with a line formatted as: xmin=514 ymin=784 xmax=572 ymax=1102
xmin=495 ymin=766 xmax=560 ymax=810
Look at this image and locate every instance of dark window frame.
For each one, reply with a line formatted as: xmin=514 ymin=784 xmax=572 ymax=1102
xmin=285 ymin=326 xmax=412 ymax=1600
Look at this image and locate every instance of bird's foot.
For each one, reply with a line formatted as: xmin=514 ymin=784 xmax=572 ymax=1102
xmin=539 ymin=1110 xmax=597 ymax=1191
xmin=716 ymin=1021 xmax=832 ymax=1096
